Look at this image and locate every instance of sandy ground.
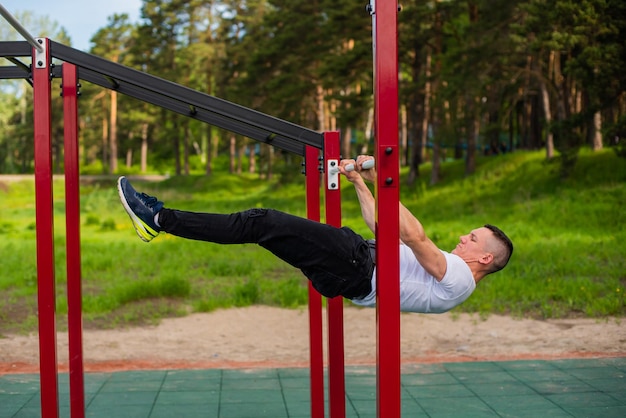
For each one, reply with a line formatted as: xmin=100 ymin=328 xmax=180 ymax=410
xmin=1 ymin=306 xmax=625 ymax=374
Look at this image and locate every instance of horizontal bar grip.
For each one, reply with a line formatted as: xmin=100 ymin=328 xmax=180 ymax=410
xmin=344 ymin=159 xmax=375 ymax=172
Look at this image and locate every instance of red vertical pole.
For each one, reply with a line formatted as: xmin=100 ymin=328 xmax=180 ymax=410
xmin=33 ymin=37 xmax=60 ymax=418
xmin=323 ymin=131 xmax=345 ymax=418
xmin=63 ymin=63 xmax=86 ymax=418
xmin=372 ymin=1 xmax=401 ymax=417
xmin=305 ymin=146 xmax=325 ymax=418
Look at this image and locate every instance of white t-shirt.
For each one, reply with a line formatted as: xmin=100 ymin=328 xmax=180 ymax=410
xmin=351 ymin=244 xmax=476 ymax=313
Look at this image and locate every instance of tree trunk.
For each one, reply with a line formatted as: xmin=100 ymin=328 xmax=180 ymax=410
xmin=521 ymin=55 xmax=533 ymax=149
xmin=140 ymin=123 xmax=148 ymax=173
xmin=362 ymin=106 xmax=374 ymax=155
xmin=431 ymin=139 xmax=441 ymax=185
xmin=173 ymin=116 xmax=181 ymax=176
xmin=205 ymin=125 xmax=212 ymax=176
xmin=421 ymin=49 xmax=432 ymax=164
xmin=183 ymin=122 xmax=190 ymax=175
xmin=342 ymin=126 xmax=352 ymax=159
xmin=540 ymin=79 xmax=554 ymax=158
xmin=543 ymin=51 xmax=556 ymax=158
xmin=400 ymin=104 xmax=408 ymax=166
xmin=101 ymin=100 xmax=108 ymax=174
xmin=592 ymin=110 xmax=603 ymax=150
xmin=248 ymin=144 xmax=256 ymax=173
xmin=554 ymin=52 xmax=567 ymax=121
xmin=316 ymin=84 xmax=326 ymax=131
xmin=16 ymin=84 xmax=27 ymax=172
xmin=109 ymin=90 xmax=118 ymax=173
xmin=329 ymin=96 xmax=337 ymax=132
xmin=229 ymin=135 xmax=236 ymax=173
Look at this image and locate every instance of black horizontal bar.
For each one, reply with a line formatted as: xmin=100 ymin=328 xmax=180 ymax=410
xmin=49 ymin=41 xmax=323 ymax=154
xmin=78 ymin=67 xmax=305 ymax=156
xmin=0 ymin=40 xmax=323 ymax=155
xmin=0 ymin=41 xmax=31 ymax=57
xmin=0 ymin=65 xmax=28 ymax=79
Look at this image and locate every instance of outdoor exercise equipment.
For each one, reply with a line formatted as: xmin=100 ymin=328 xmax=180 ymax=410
xmin=327 ymin=158 xmax=376 ymax=191
xmin=0 ymin=1 xmax=400 ymax=417
xmin=328 ymin=158 xmax=376 ymax=174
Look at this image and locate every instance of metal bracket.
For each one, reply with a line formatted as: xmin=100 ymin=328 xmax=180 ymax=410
xmin=327 ymin=159 xmax=339 ymax=190
xmin=34 ymin=38 xmax=46 ymax=68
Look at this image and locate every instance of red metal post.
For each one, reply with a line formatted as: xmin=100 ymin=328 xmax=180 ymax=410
xmin=323 ymin=131 xmax=345 ymax=418
xmin=305 ymin=146 xmax=325 ymax=418
xmin=373 ymin=1 xmax=401 ymax=417
xmin=63 ymin=63 xmax=86 ymax=418
xmin=33 ymin=37 xmax=60 ymax=418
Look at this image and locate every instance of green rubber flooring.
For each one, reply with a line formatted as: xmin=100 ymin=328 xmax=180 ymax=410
xmin=1 ymin=357 xmax=625 ymax=417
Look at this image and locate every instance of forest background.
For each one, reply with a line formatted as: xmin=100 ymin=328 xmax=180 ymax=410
xmin=1 ymin=0 xmax=625 ymax=180
xmin=0 ymin=1 xmax=625 ymax=332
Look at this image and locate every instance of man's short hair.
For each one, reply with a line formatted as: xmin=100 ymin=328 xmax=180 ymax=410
xmin=484 ymin=224 xmax=513 ymax=273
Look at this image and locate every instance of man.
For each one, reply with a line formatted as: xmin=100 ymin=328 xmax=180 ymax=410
xmin=118 ymin=156 xmax=513 ymax=313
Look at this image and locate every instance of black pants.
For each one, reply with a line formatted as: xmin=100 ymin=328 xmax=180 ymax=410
xmin=159 ymin=208 xmax=374 ymax=299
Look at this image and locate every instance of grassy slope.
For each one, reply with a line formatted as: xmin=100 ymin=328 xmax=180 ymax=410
xmin=0 ymin=149 xmax=624 ymax=333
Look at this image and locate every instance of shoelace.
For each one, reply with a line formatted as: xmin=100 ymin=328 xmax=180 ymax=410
xmin=139 ymin=193 xmax=159 ymax=208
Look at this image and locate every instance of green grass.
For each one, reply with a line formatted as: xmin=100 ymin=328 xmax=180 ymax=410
xmin=0 ymin=149 xmax=624 ymax=333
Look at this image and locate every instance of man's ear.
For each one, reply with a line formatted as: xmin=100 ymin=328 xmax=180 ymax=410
xmin=479 ymin=253 xmax=494 ymax=265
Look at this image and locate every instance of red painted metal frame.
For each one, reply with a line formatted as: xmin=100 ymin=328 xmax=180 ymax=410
xmin=323 ymin=132 xmax=346 ymax=418
xmin=373 ymin=1 xmax=401 ymax=417
xmin=305 ymin=146 xmax=325 ymax=418
xmin=63 ymin=63 xmax=86 ymax=418
xmin=33 ymin=38 xmax=60 ymax=418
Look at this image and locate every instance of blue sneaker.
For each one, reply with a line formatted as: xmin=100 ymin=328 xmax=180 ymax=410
xmin=117 ymin=176 xmax=164 ymax=242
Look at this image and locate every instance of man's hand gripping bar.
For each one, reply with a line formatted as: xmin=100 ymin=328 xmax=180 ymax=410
xmin=329 ymin=159 xmax=375 ymax=175
xmin=344 ymin=159 xmax=375 ymax=172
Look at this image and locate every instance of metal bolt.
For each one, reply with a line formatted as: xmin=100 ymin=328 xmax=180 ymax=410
xmin=385 ymin=177 xmax=393 ymax=185
xmin=385 ymin=147 xmax=393 ymax=155
xmin=37 ymin=61 xmax=43 ymax=67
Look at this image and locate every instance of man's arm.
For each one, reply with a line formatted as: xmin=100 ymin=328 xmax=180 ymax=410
xmin=353 ymin=179 xmax=376 ymax=234
xmin=340 ymin=159 xmax=376 ymax=233
xmin=341 ymin=156 xmax=447 ymax=281
xmin=399 ymin=202 xmax=447 ymax=281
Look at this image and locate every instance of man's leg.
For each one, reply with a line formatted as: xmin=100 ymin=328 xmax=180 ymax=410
xmin=118 ymin=177 xmax=373 ymax=299
xmin=159 ymin=208 xmax=373 ymax=298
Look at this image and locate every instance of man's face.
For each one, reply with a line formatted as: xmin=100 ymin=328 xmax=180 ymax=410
xmin=451 ymin=227 xmax=492 ymax=262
